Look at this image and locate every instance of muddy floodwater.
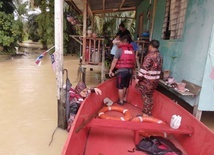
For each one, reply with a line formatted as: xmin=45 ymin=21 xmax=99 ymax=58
xmin=0 ymin=47 xmax=100 ymax=155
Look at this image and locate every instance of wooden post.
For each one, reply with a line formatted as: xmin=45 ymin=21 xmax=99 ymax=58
xmin=100 ymin=13 xmax=105 ymax=82
xmin=193 ymin=96 xmax=202 ymax=120
xmin=82 ymin=0 xmax=87 ymax=64
xmin=193 ymin=106 xmax=202 ymax=121
xmin=101 ymin=39 xmax=105 ymax=82
xmin=89 ymin=38 xmax=91 ymax=62
xmin=150 ymin=0 xmax=157 ymax=40
xmin=55 ymin=0 xmax=66 ymax=129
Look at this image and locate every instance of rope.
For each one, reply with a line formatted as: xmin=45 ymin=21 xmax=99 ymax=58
xmin=48 ymin=127 xmax=58 ymax=146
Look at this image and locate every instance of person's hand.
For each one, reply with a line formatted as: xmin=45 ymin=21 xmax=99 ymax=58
xmin=94 ymin=88 xmax=102 ymax=95
xmin=109 ymin=70 xmax=115 ymax=77
xmin=136 ymin=56 xmax=139 ymax=60
xmin=135 ymin=78 xmax=139 ymax=84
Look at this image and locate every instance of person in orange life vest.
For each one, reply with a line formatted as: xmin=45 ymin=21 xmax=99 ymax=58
xmin=135 ymin=40 xmax=163 ymax=116
xmin=109 ymin=35 xmax=136 ymax=105
xmin=67 ymin=82 xmax=102 ymax=131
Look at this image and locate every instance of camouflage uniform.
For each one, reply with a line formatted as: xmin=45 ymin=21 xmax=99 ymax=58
xmin=137 ymin=50 xmax=162 ymax=115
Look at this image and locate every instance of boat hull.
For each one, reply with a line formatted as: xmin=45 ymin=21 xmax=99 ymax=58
xmin=62 ymin=78 xmax=214 ymax=155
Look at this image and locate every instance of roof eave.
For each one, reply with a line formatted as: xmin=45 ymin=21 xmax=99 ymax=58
xmin=92 ymin=6 xmax=136 ymax=14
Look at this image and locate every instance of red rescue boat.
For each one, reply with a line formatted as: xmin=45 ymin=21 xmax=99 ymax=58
xmin=62 ymin=78 xmax=214 ymax=155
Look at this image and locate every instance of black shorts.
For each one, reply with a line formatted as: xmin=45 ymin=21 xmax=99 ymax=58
xmin=116 ymin=70 xmax=132 ymax=89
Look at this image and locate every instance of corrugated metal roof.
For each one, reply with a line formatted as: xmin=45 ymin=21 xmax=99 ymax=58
xmin=66 ymin=0 xmax=142 ymax=14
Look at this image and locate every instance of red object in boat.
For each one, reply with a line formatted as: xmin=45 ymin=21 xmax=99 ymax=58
xmin=62 ymin=78 xmax=214 ymax=155
xmin=98 ymin=105 xmax=133 ymax=121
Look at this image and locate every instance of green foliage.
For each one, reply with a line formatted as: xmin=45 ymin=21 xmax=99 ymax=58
xmin=0 ymin=1 xmax=25 ymax=52
xmin=0 ymin=1 xmax=15 ymax=14
xmin=93 ymin=11 xmax=136 ymax=47
xmin=0 ymin=11 xmax=22 ymax=52
xmin=34 ymin=0 xmax=54 ymax=49
xmin=63 ymin=5 xmax=82 ymax=54
xmin=27 ymin=14 xmax=40 ymax=42
xmin=16 ymin=2 xmax=28 ymax=15
xmin=94 ymin=11 xmax=136 ymax=38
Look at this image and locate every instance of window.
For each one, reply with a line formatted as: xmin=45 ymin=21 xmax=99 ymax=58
xmin=162 ymin=0 xmax=188 ymax=40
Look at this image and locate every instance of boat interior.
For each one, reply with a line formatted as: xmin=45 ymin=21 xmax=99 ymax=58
xmin=63 ymin=78 xmax=214 ymax=155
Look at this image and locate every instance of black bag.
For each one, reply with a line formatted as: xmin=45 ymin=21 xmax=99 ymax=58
xmin=136 ymin=136 xmax=183 ymax=155
xmin=69 ymin=101 xmax=80 ymax=115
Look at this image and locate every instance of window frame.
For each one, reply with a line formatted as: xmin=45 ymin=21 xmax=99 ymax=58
xmin=162 ymin=0 xmax=188 ymax=40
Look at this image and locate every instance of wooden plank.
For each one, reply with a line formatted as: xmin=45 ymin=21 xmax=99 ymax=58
xmin=98 ymin=39 xmax=100 ymax=62
xmin=87 ymin=118 xmax=193 ymax=135
xmin=193 ymin=105 xmax=202 ymax=120
xmin=65 ymin=0 xmax=82 ymax=14
xmin=159 ymin=80 xmax=195 ymax=96
xmin=87 ymin=1 xmax=93 ymax=17
xmin=95 ymin=14 xmax=136 ymax=19
xmin=75 ymin=106 xmax=104 ymax=133
xmin=101 ymin=39 xmax=105 ymax=82
xmin=69 ymin=35 xmax=83 ymax=45
xmin=119 ymin=0 xmax=125 ymax=10
xmin=82 ymin=0 xmax=87 ymax=63
xmin=103 ymin=0 xmax=105 ymax=10
xmin=89 ymin=38 xmax=92 ymax=62
xmin=92 ymin=7 xmax=136 ymax=14
xmin=173 ymin=88 xmax=195 ymax=96
xmin=150 ymin=0 xmax=157 ymax=40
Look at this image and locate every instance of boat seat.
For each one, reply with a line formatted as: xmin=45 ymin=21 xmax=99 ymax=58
xmin=86 ymin=118 xmax=193 ymax=144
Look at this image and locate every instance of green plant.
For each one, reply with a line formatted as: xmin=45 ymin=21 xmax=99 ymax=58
xmin=0 ymin=11 xmax=22 ymax=52
xmin=27 ymin=14 xmax=40 ymax=42
xmin=0 ymin=1 xmax=15 ymax=14
xmin=94 ymin=11 xmax=136 ymax=37
xmin=34 ymin=0 xmax=54 ymax=49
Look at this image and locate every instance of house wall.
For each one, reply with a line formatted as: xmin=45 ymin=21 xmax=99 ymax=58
xmin=136 ymin=0 xmax=214 ymax=111
xmin=136 ymin=0 xmax=150 ymax=37
xmin=199 ymin=23 xmax=214 ymax=110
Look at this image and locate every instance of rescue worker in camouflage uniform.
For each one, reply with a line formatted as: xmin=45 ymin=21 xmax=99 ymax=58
xmin=135 ymin=40 xmax=163 ymax=116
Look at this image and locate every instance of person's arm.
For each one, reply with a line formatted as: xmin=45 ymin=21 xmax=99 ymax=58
xmin=112 ymin=36 xmax=120 ymax=44
xmin=93 ymin=88 xmax=102 ymax=95
xmin=142 ymin=54 xmax=153 ymax=70
xmin=109 ymin=58 xmax=118 ymax=77
xmin=88 ymin=87 xmax=102 ymax=95
xmin=113 ymin=40 xmax=120 ymax=45
xmin=109 ymin=48 xmax=121 ymax=77
xmin=136 ymin=54 xmax=152 ymax=80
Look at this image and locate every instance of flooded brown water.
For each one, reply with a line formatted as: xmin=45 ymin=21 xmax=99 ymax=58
xmin=0 ymin=47 xmax=213 ymax=155
xmin=0 ymin=48 xmax=100 ymax=155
